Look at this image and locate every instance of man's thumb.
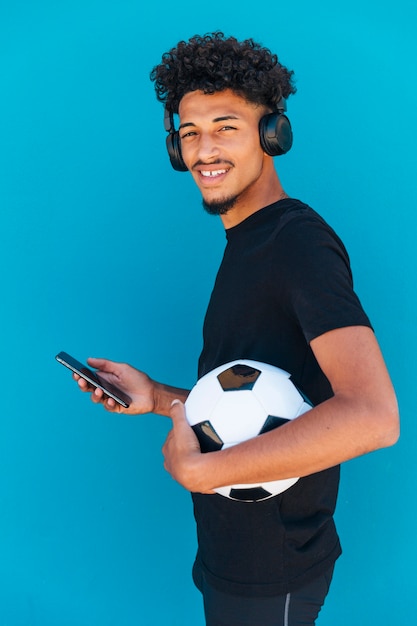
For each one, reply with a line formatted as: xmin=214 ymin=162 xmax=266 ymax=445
xmin=170 ymin=399 xmax=186 ymax=424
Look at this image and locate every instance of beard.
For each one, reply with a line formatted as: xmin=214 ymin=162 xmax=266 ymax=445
xmin=202 ymin=194 xmax=239 ymax=216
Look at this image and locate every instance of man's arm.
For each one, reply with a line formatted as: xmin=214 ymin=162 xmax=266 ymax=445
xmin=162 ymin=326 xmax=400 ymax=492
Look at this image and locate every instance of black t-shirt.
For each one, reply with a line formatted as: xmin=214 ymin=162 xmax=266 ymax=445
xmin=192 ymin=198 xmax=372 ymax=597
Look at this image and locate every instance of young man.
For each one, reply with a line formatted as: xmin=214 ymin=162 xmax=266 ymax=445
xmin=74 ymin=33 xmax=399 ymax=625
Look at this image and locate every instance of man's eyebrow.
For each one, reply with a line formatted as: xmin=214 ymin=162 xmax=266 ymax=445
xmin=178 ymin=115 xmax=240 ymax=131
xmin=178 ymin=121 xmax=195 ymax=131
xmin=213 ymin=115 xmax=239 ymax=123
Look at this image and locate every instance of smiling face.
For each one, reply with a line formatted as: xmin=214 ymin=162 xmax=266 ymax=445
xmin=178 ymin=89 xmax=284 ymax=227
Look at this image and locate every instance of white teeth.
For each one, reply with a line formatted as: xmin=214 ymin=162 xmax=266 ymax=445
xmin=201 ymin=169 xmax=227 ymax=177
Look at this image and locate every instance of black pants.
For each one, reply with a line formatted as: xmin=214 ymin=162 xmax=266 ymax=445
xmin=200 ymin=566 xmax=334 ymax=626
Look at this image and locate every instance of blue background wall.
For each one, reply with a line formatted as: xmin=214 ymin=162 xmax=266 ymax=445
xmin=1 ymin=1 xmax=416 ymax=623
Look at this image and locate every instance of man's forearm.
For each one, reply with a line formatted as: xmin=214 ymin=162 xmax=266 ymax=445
xmin=188 ymin=391 xmax=398 ymax=493
xmin=153 ymin=381 xmax=190 ymax=417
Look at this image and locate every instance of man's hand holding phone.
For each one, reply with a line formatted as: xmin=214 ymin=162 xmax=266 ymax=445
xmin=56 ymin=352 xmax=155 ymax=414
xmin=56 ymin=351 xmax=189 ymax=417
xmin=76 ymin=357 xmax=157 ymax=414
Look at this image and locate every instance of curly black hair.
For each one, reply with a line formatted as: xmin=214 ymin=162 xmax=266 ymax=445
xmin=150 ymin=31 xmax=296 ymax=113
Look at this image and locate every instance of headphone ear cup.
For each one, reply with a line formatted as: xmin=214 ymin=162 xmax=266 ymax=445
xmin=166 ymin=132 xmax=188 ymax=172
xmin=259 ymin=112 xmax=293 ymax=156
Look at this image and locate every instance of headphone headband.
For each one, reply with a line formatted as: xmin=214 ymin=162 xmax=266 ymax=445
xmin=163 ymin=107 xmax=174 ymax=133
xmin=276 ymin=97 xmax=287 ymax=113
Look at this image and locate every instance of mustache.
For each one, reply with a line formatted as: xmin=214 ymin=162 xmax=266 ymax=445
xmin=192 ymin=159 xmax=234 ymax=170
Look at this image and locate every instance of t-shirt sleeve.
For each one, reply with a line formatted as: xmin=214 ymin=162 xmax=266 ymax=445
xmin=274 ymin=213 xmax=372 ymax=343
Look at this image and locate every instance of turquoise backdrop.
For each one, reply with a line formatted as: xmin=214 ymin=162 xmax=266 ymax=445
xmin=1 ymin=1 xmax=416 ymax=623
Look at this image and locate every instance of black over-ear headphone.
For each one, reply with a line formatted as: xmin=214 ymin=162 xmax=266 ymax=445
xmin=164 ymin=97 xmax=293 ymax=172
xmin=259 ymin=98 xmax=293 ymax=157
xmin=164 ymin=108 xmax=188 ymax=171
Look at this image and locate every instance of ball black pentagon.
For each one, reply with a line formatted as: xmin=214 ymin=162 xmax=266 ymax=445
xmin=229 ymin=486 xmax=273 ymax=502
xmin=258 ymin=415 xmax=290 ymax=435
xmin=191 ymin=420 xmax=224 ymax=452
xmin=217 ymin=363 xmax=262 ymax=392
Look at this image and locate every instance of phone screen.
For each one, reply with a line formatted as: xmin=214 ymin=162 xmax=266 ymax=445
xmin=55 ymin=351 xmax=131 ymax=408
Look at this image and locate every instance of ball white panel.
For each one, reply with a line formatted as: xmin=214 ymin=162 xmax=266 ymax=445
xmin=185 ymin=373 xmax=224 ymax=427
xmin=251 ymin=366 xmax=306 ymax=418
xmin=209 ymin=390 xmax=267 ymax=445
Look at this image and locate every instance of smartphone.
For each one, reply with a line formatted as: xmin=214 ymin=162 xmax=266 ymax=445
xmin=55 ymin=351 xmax=131 ymax=408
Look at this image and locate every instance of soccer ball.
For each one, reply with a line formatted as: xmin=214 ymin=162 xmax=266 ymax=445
xmin=185 ymin=360 xmax=313 ymax=502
